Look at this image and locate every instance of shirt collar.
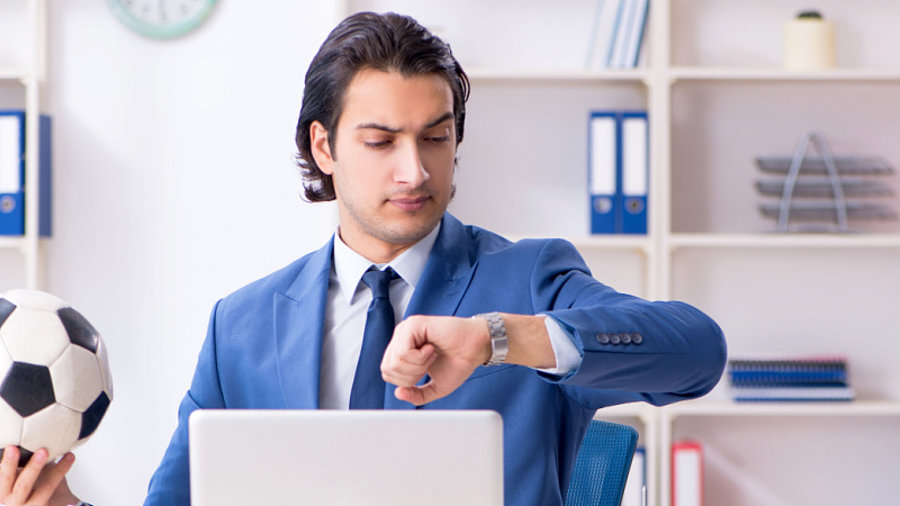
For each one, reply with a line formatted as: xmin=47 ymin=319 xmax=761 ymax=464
xmin=332 ymin=222 xmax=442 ymax=304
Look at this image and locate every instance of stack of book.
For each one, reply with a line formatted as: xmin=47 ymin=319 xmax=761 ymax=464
xmin=728 ymin=356 xmax=855 ymax=402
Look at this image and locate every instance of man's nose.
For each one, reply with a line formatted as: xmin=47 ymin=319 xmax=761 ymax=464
xmin=394 ymin=142 xmax=430 ymax=187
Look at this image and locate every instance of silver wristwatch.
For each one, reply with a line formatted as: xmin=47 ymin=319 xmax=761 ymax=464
xmin=476 ymin=312 xmax=508 ymax=366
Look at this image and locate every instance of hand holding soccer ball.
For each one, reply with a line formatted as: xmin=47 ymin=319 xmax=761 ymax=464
xmin=0 ymin=289 xmax=113 ymax=467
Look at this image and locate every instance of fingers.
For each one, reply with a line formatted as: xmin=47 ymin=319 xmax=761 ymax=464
xmin=381 ymin=344 xmax=436 ymax=387
xmin=10 ymin=448 xmax=48 ymax=501
xmin=394 ymin=382 xmax=441 ymax=406
xmin=29 ymin=453 xmax=75 ymax=505
xmin=0 ymin=445 xmax=19 ymax=496
xmin=0 ymin=447 xmax=76 ymax=506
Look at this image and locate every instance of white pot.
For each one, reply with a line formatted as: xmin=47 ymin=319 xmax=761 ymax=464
xmin=783 ymin=18 xmax=836 ymax=70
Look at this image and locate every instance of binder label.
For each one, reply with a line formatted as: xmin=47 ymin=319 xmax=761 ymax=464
xmin=0 ymin=116 xmax=22 ymax=193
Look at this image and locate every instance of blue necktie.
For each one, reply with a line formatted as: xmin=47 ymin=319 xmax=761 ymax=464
xmin=349 ymin=267 xmax=398 ymax=409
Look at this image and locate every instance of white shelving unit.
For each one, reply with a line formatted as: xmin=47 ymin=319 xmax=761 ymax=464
xmin=658 ymin=2 xmax=900 ymax=505
xmin=0 ymin=0 xmax=48 ymax=290
xmin=345 ymin=1 xmax=900 ymax=504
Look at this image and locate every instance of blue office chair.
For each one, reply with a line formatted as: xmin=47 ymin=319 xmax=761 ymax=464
xmin=565 ymin=419 xmax=639 ymax=506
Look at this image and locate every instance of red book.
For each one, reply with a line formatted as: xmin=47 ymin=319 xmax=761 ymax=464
xmin=672 ymin=440 xmax=703 ymax=506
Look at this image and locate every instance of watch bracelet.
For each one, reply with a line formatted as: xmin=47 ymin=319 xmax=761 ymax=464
xmin=475 ymin=312 xmax=508 ymax=366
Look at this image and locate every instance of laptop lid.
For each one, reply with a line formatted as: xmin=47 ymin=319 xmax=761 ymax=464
xmin=189 ymin=409 xmax=504 ymax=506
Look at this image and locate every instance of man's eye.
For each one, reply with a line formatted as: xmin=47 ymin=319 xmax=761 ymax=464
xmin=364 ymin=140 xmax=391 ymax=148
xmin=425 ymin=136 xmax=450 ymax=143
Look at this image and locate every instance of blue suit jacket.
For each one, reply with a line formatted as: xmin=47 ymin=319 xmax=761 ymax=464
xmin=145 ymin=214 xmax=726 ymax=505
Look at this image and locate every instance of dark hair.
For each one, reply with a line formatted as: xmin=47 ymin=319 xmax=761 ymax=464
xmin=295 ymin=11 xmax=470 ymax=202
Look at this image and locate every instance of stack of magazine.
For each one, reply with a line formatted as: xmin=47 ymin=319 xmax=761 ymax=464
xmin=728 ymin=356 xmax=855 ymax=402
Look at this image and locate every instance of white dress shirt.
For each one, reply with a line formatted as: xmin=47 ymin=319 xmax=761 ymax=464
xmin=318 ymin=223 xmax=582 ymax=409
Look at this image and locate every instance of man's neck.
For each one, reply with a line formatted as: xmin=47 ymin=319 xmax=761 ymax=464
xmin=335 ymin=222 xmax=442 ymax=265
xmin=335 ymin=231 xmax=415 ymax=264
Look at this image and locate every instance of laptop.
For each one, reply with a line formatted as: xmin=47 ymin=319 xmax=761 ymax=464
xmin=189 ymin=409 xmax=504 ymax=506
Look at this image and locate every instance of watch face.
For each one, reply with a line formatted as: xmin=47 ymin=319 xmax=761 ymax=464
xmin=108 ymin=0 xmax=218 ymax=39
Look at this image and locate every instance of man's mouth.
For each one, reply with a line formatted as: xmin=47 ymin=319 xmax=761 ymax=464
xmin=389 ymin=195 xmax=430 ymax=211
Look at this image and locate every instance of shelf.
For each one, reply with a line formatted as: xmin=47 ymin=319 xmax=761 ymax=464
xmin=465 ymin=67 xmax=649 ymax=84
xmin=594 ymin=402 xmax=655 ymax=419
xmin=594 ymin=402 xmax=660 ymax=425
xmin=573 ymin=235 xmax=651 ymax=252
xmin=0 ymin=69 xmax=28 ymax=82
xmin=507 ymin=234 xmax=651 ymax=253
xmin=663 ymin=399 xmax=900 ymax=417
xmin=0 ymin=237 xmax=26 ymax=251
xmin=669 ymin=233 xmax=900 ymax=249
xmin=669 ymin=67 xmax=900 ymax=82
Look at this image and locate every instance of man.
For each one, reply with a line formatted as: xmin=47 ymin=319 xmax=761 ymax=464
xmin=1 ymin=11 xmax=726 ymax=506
xmin=144 ymin=11 xmax=724 ymax=505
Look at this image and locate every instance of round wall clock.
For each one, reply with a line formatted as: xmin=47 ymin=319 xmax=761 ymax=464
xmin=108 ymin=0 xmax=218 ymax=39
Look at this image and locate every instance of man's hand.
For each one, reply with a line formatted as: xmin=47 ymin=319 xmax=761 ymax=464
xmin=381 ymin=313 xmax=557 ymax=406
xmin=380 ymin=315 xmax=491 ymax=406
xmin=0 ymin=446 xmax=80 ymax=506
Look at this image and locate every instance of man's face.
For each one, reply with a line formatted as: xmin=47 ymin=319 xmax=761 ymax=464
xmin=311 ymin=69 xmax=457 ymax=262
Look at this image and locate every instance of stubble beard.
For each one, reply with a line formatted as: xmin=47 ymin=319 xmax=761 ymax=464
xmin=345 ymin=195 xmax=446 ymax=247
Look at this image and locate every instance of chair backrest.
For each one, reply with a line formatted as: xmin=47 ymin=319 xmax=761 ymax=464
xmin=565 ymin=419 xmax=639 ymax=506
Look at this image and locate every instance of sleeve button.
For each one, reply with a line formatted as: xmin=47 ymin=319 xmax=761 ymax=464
xmin=596 ymin=334 xmax=610 ymax=344
xmin=631 ymin=333 xmax=643 ymax=344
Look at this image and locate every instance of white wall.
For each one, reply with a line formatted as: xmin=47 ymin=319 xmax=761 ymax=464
xmin=36 ymin=2 xmax=340 ymax=503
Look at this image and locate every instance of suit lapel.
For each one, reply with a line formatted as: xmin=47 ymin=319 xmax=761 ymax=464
xmin=404 ymin=214 xmax=476 ymax=319
xmin=386 ymin=214 xmax=478 ymax=410
xmin=273 ymin=238 xmax=333 ymax=409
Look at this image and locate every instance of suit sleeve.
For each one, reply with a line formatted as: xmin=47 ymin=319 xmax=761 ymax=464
xmin=144 ymin=301 xmax=227 ymax=506
xmin=531 ymin=239 xmax=727 ymax=409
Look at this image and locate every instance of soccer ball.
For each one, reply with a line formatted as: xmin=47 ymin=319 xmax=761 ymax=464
xmin=0 ymin=289 xmax=112 ymax=467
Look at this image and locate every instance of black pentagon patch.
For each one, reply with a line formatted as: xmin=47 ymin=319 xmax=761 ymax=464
xmin=57 ymin=307 xmax=99 ymax=353
xmin=0 ymin=446 xmax=33 ymax=468
xmin=0 ymin=362 xmax=55 ymax=417
xmin=79 ymin=391 xmax=110 ymax=440
xmin=0 ymin=298 xmax=15 ymax=327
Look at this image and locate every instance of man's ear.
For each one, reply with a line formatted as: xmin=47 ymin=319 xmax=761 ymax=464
xmin=310 ymin=121 xmax=335 ymax=175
